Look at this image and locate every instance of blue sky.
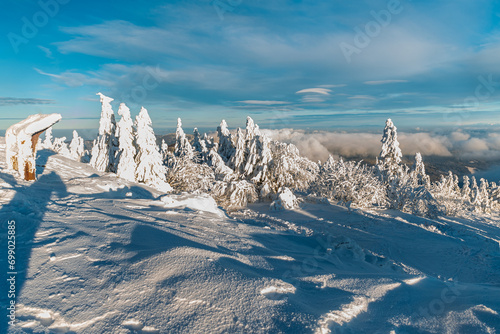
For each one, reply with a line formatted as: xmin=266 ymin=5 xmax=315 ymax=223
xmin=1 ymin=0 xmax=500 ymax=134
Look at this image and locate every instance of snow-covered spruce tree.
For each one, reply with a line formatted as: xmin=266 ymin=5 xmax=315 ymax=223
xmin=90 ymin=92 xmax=119 ymax=173
xmin=269 ymin=141 xmax=318 ymax=193
xmin=476 ymin=178 xmax=492 ymax=213
xmin=243 ymin=119 xmax=272 ymax=189
xmin=378 ymin=118 xmax=403 ymax=180
xmin=161 ymin=139 xmax=170 ymax=162
xmin=203 ymin=133 xmax=216 ymax=152
xmin=193 ymin=128 xmax=209 ymax=163
xmin=490 ymin=182 xmax=500 ymax=211
xmin=217 ymin=120 xmax=235 ymax=162
xmin=462 ymin=175 xmax=471 ymax=203
xmin=69 ymin=130 xmax=85 ymax=161
xmin=229 ymin=127 xmax=245 ymax=174
xmin=313 ymin=156 xmax=386 ymax=208
xmin=134 ymin=107 xmax=172 ymax=192
xmin=174 ymin=118 xmax=194 ymax=160
xmin=411 ymin=152 xmax=430 ymax=188
xmin=42 ymin=127 xmax=54 ymax=149
xmin=115 ymin=103 xmax=137 ymax=182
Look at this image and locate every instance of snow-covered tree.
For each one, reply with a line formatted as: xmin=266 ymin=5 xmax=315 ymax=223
xmin=411 ymin=152 xmax=430 ymax=188
xmin=161 ymin=139 xmax=170 ymax=161
xmin=462 ymin=175 xmax=471 ymax=203
xmin=43 ymin=127 xmax=54 ymax=149
xmin=431 ymin=171 xmax=463 ymax=216
xmin=174 ymin=118 xmax=194 ymax=160
xmin=378 ymin=119 xmax=403 ymax=179
xmin=269 ymin=141 xmax=318 ymax=193
xmin=229 ymin=127 xmax=245 ymax=173
xmin=193 ymin=128 xmax=209 ymax=162
xmin=53 ymin=137 xmax=71 ymax=157
xmin=90 ymin=93 xmax=119 ymax=173
xmin=217 ymin=120 xmax=234 ymax=162
xmin=313 ymin=156 xmax=386 ymax=208
xmin=208 ymin=148 xmax=235 ymax=182
xmin=135 ymin=107 xmax=172 ymax=192
xmin=212 ymin=179 xmax=257 ymax=210
xmin=5 ymin=113 xmax=61 ymax=181
xmin=166 ymin=155 xmax=215 ymax=193
xmin=115 ymin=103 xmax=137 ymax=182
xmin=243 ymin=121 xmax=272 ymax=187
xmin=69 ymin=130 xmax=85 ymax=161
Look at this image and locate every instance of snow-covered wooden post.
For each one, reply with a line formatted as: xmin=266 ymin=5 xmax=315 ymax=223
xmin=6 ymin=114 xmax=62 ymax=181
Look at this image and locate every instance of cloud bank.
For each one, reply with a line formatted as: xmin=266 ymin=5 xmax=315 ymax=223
xmin=261 ymin=128 xmax=500 ymax=162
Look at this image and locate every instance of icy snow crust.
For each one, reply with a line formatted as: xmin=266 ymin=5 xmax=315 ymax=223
xmin=0 ymin=137 xmax=499 ymax=333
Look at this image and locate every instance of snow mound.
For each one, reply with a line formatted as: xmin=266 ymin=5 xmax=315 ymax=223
xmin=161 ymin=193 xmax=225 ymax=216
xmin=270 ymin=187 xmax=298 ymax=211
xmin=260 ymin=281 xmax=296 ymax=300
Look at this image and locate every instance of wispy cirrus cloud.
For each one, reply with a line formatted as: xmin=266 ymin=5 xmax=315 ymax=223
xmin=0 ymin=97 xmax=55 ymax=106
xmin=364 ymin=80 xmax=409 ymax=85
xmin=238 ymin=100 xmax=290 ymax=105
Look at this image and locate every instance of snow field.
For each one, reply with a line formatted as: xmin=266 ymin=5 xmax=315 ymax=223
xmin=0 ymin=139 xmax=499 ymax=333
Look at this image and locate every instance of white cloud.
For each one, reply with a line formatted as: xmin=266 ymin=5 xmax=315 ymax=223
xmin=364 ymin=80 xmax=408 ymax=85
xmin=296 ymin=88 xmax=332 ymax=95
xmin=238 ymin=100 xmax=290 ymax=105
xmin=262 ymin=127 xmax=500 ymax=162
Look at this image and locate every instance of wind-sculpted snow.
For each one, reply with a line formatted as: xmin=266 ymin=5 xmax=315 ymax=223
xmin=0 ymin=138 xmax=499 ymax=333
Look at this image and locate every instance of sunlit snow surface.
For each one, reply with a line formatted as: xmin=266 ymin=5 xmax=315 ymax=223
xmin=0 ymin=137 xmax=499 ymax=333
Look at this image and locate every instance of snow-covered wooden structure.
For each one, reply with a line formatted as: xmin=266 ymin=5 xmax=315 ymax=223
xmin=6 ymin=114 xmax=62 ymax=181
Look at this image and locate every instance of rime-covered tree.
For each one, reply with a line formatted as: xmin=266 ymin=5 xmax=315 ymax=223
xmin=174 ymin=118 xmax=194 ymax=160
xmin=229 ymin=127 xmax=245 ymax=173
xmin=208 ymin=148 xmax=235 ymax=182
xmin=462 ymin=175 xmax=471 ymax=203
xmin=217 ymin=120 xmax=234 ymax=162
xmin=269 ymin=141 xmax=318 ymax=193
xmin=53 ymin=137 xmax=71 ymax=157
xmin=69 ymin=130 xmax=85 ymax=161
xmin=411 ymin=152 xmax=430 ymax=188
xmin=193 ymin=128 xmax=209 ymax=162
xmin=43 ymin=127 xmax=54 ymax=149
xmin=166 ymin=155 xmax=215 ymax=193
xmin=212 ymin=179 xmax=257 ymax=210
xmin=161 ymin=139 xmax=169 ymax=161
xmin=243 ymin=118 xmax=272 ymax=187
xmin=115 ymin=103 xmax=137 ymax=182
xmin=90 ymin=92 xmax=118 ymax=172
xmin=135 ymin=107 xmax=171 ymax=192
xmin=378 ymin=118 xmax=403 ymax=179
xmin=314 ymin=156 xmax=386 ymax=208
xmin=431 ymin=171 xmax=463 ymax=216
